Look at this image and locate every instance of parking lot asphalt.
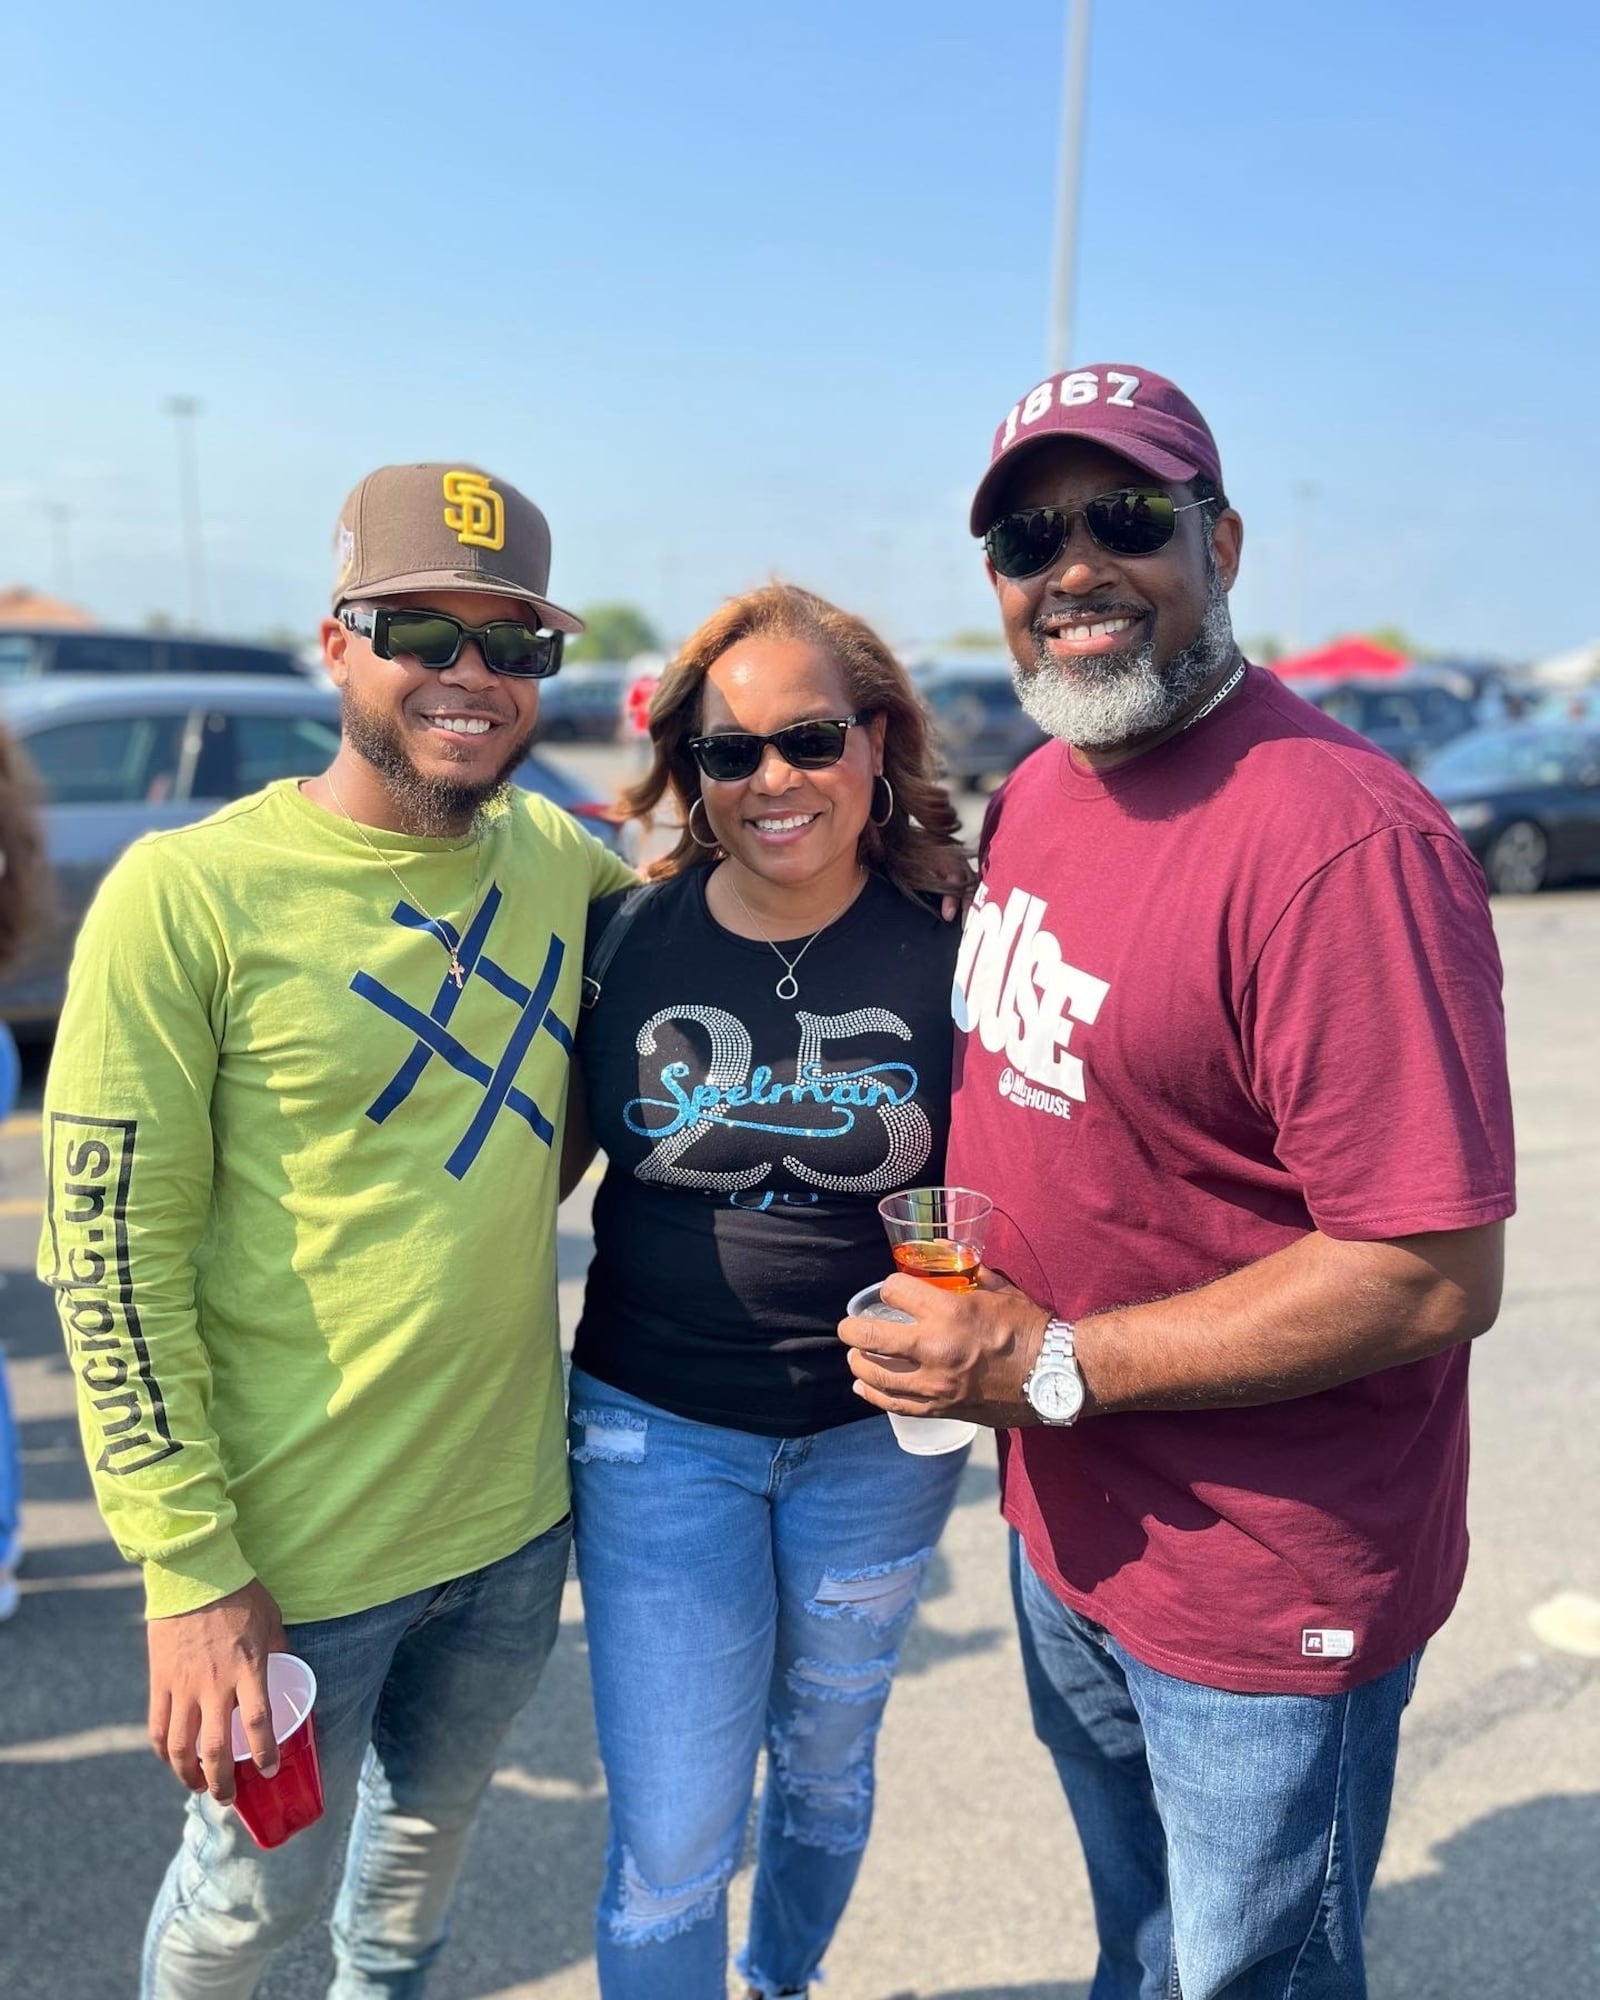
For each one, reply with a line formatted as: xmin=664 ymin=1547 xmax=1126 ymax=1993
xmin=2 ymin=753 xmax=1596 ymax=1997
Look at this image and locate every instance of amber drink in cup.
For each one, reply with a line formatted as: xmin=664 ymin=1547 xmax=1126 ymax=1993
xmin=878 ymin=1188 xmax=992 ymax=1289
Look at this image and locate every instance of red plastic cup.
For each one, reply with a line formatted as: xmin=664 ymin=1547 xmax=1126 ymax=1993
xmin=228 ymin=1652 xmax=324 ymax=1849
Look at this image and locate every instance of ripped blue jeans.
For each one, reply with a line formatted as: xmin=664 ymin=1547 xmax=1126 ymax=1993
xmin=568 ymin=1366 xmax=968 ymax=2000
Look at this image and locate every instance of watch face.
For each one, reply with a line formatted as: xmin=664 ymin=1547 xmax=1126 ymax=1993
xmin=1030 ymin=1366 xmax=1085 ymax=1424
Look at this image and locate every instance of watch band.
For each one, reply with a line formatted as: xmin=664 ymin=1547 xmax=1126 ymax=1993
xmin=1023 ymin=1316 xmax=1084 ymax=1426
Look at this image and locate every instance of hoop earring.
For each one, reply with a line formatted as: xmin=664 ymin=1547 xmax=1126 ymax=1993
xmin=870 ymin=774 xmax=895 ymax=828
xmin=688 ymin=796 xmax=721 ymax=849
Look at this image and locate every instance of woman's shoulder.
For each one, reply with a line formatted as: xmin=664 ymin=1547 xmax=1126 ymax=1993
xmin=861 ymin=873 xmax=962 ymax=956
xmin=582 ymin=869 xmax=701 ymax=984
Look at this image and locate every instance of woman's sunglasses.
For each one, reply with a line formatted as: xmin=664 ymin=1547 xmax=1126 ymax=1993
xmin=339 ymin=604 xmax=564 ymax=679
xmin=984 ymin=488 xmax=1214 ymax=580
xmin=686 ymin=715 xmax=861 ymax=783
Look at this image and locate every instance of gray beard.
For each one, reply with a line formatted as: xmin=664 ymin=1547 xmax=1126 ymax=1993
xmin=341 ymin=690 xmax=535 ymax=836
xmin=1012 ymin=560 xmax=1237 ymax=750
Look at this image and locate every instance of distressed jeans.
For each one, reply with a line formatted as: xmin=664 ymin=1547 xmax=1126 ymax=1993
xmin=1011 ymin=1533 xmax=1422 ymax=2000
xmin=142 ymin=1518 xmax=572 ymax=1999
xmin=568 ymin=1365 xmax=968 ymax=2000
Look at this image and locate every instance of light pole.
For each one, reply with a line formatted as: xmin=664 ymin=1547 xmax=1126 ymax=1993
xmin=1286 ymin=480 xmax=1317 ymax=654
xmin=1047 ymin=0 xmax=1093 ymax=374
xmin=48 ymin=503 xmax=74 ymax=599
xmin=165 ymin=395 xmax=210 ymax=630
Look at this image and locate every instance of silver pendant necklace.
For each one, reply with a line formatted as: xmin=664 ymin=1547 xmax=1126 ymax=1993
xmin=720 ymin=865 xmax=865 ymax=1000
xmin=1179 ymin=657 xmax=1247 ymax=733
xmin=325 ymin=776 xmax=485 ymax=990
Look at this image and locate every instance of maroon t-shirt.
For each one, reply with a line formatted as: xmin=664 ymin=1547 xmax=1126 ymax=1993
xmin=947 ymin=667 xmax=1515 ymax=1695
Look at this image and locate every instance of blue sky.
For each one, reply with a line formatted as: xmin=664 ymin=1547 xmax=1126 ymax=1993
xmin=3 ymin=0 xmax=1595 ymax=660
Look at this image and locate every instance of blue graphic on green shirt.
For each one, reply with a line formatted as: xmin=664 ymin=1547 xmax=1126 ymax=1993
xmin=352 ymin=884 xmax=575 ymax=1179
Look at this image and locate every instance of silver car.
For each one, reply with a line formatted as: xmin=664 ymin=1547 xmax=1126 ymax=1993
xmin=0 ymin=674 xmax=628 ymax=1033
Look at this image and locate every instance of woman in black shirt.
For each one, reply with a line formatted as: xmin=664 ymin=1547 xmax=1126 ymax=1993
xmin=566 ymin=584 xmax=971 ymax=2000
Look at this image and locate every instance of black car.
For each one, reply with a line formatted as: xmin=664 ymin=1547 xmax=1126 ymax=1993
xmin=1291 ymin=670 xmax=1479 ymax=771
xmin=0 ymin=624 xmax=309 ymax=680
xmin=531 ymin=661 xmax=629 ymax=743
xmin=911 ymin=657 xmax=1045 ymax=790
xmin=1419 ymin=724 xmax=1600 ymax=894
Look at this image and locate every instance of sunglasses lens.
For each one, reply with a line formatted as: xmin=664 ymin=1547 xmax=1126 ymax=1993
xmin=383 ymin=615 xmax=461 ymax=666
xmin=693 ymin=736 xmax=761 ymax=782
xmin=1085 ymin=491 xmax=1177 ymax=556
xmin=485 ymin=624 xmax=561 ymax=677
xmin=776 ymin=721 xmax=851 ymax=767
xmin=986 ymin=510 xmax=1069 ymax=579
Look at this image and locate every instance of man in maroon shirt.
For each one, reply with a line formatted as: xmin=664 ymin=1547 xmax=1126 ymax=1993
xmin=839 ymin=365 xmax=1514 ymax=1999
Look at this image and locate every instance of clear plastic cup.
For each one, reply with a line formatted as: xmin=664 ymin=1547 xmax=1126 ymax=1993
xmin=877 ymin=1187 xmax=993 ymax=1291
xmin=228 ymin=1652 xmax=324 ymax=1849
xmin=846 ymin=1282 xmax=979 ymax=1456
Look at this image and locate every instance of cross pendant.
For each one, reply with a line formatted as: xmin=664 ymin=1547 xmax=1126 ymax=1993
xmin=449 ymin=956 xmax=466 ymax=990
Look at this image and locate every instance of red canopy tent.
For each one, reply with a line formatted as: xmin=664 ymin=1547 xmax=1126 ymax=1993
xmin=1271 ymin=637 xmax=1409 ymax=680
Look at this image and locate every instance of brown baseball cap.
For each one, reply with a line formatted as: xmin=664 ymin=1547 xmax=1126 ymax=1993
xmin=330 ymin=462 xmax=584 ymax=634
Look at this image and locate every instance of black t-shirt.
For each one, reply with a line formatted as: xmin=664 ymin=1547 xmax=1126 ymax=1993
xmin=573 ymin=869 xmax=959 ymax=1435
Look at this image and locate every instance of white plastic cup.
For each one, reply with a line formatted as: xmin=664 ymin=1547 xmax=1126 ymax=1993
xmin=845 ymin=1283 xmax=979 ymax=1457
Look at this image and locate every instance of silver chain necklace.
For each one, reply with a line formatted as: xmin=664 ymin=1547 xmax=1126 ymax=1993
xmin=1179 ymin=657 xmax=1247 ymax=733
xmin=720 ymin=865 xmax=865 ymax=1000
xmin=325 ymin=776 xmax=485 ymax=990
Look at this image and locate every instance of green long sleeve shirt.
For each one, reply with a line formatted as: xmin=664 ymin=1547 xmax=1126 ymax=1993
xmin=39 ymin=779 xmax=632 ymax=1622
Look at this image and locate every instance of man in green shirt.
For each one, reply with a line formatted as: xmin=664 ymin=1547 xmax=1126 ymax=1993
xmin=41 ymin=463 xmax=634 ymax=1999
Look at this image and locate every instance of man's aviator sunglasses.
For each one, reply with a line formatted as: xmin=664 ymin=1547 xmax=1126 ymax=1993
xmin=984 ymin=487 xmax=1214 ymax=580
xmin=339 ymin=604 xmax=564 ymax=679
xmin=687 ymin=716 xmax=861 ymax=783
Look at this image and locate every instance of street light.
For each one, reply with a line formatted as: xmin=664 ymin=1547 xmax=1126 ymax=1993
xmin=1286 ymin=480 xmax=1318 ymax=654
xmin=48 ymin=503 xmax=73 ymax=599
xmin=1047 ymin=0 xmax=1093 ymax=374
xmin=164 ymin=395 xmax=210 ymax=630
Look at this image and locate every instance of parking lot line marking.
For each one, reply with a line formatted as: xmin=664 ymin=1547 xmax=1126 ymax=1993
xmin=0 ymin=1197 xmax=42 ymax=1218
xmin=1 ymin=1114 xmax=41 ymax=1137
xmin=0 ymin=1723 xmax=149 ymax=1765
xmin=1528 ymin=1590 xmax=1600 ymax=1659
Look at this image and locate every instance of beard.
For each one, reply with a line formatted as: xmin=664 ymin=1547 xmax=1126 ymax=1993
xmin=1012 ymin=551 xmax=1237 ymax=750
xmin=340 ymin=688 xmax=537 ymax=835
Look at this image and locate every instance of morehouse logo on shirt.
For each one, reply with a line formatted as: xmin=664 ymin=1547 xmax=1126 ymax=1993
xmin=952 ymin=883 xmax=1110 ymax=1119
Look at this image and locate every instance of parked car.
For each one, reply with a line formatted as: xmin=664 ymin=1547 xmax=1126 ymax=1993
xmin=532 ymin=661 xmax=629 ymax=742
xmin=910 ymin=656 xmax=1046 ymax=790
xmin=1291 ymin=670 xmax=1479 ymax=770
xmin=0 ymin=675 xmax=628 ymax=1031
xmin=1418 ymin=724 xmax=1600 ymax=894
xmin=1530 ymin=684 xmax=1600 ymax=727
xmin=0 ymin=625 xmax=309 ymax=681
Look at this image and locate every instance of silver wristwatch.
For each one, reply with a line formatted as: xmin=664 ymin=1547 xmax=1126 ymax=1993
xmin=1022 ymin=1318 xmax=1085 ymax=1426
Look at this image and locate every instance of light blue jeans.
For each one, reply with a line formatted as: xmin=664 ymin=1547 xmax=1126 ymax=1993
xmin=143 ymin=1517 xmax=572 ymax=2000
xmin=0 ymin=1345 xmax=19 ymax=1574
xmin=1011 ymin=1533 xmax=1421 ymax=2000
xmin=568 ymin=1365 xmax=968 ymax=2000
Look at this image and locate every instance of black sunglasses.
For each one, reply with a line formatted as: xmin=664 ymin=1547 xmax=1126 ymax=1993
xmin=686 ymin=715 xmax=861 ymax=783
xmin=984 ymin=488 xmax=1214 ymax=579
xmin=339 ymin=604 xmax=564 ymax=679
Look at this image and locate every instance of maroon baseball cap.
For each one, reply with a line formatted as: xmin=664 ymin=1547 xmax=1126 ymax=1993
xmin=969 ymin=364 xmax=1223 ymax=535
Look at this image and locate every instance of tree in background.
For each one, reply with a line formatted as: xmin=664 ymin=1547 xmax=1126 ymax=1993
xmin=940 ymin=629 xmax=1007 ymax=652
xmin=1364 ymin=625 xmax=1421 ymax=658
xmin=260 ymin=625 xmax=313 ymax=653
xmin=568 ymin=603 xmax=661 ymax=663
xmin=1242 ymin=633 xmax=1285 ymax=664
